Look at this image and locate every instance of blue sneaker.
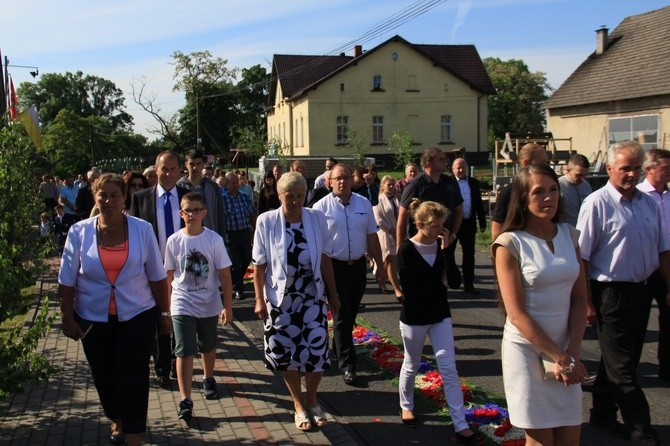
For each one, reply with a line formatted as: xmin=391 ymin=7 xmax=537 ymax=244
xmin=203 ymin=377 xmax=218 ymax=400
xmin=178 ymin=398 xmax=193 ymax=420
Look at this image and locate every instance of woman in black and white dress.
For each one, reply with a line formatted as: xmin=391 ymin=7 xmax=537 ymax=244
xmin=252 ymin=172 xmax=340 ymax=431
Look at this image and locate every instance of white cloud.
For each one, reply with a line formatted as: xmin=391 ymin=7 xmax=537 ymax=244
xmin=451 ymin=0 xmax=473 ymax=42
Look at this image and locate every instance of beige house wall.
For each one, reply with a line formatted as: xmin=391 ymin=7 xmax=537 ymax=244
xmin=268 ymin=40 xmax=489 ymax=157
xmin=547 ymin=100 xmax=670 ymax=157
xmin=546 ymin=114 xmax=608 ymax=157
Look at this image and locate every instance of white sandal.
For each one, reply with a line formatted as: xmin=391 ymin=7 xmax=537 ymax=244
xmin=310 ymin=405 xmax=328 ymax=427
xmin=294 ymin=411 xmax=311 ymax=431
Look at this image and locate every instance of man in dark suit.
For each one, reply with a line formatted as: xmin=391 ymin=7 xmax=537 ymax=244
xmin=448 ymin=158 xmax=487 ymax=294
xmin=53 ymin=204 xmax=76 ymax=254
xmin=130 ymin=150 xmax=189 ymax=388
xmin=307 ymin=169 xmax=332 ymax=207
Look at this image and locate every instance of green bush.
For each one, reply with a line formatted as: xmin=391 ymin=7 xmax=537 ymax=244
xmin=0 ymin=122 xmax=55 ymax=399
xmin=0 ymin=299 xmax=57 ymax=400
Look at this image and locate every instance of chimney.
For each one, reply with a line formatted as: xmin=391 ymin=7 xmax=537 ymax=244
xmin=596 ymin=26 xmax=608 ymax=55
xmin=354 ymin=45 xmax=362 ymax=57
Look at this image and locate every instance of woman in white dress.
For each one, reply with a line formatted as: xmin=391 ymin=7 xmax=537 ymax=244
xmin=253 ymin=172 xmax=341 ymax=431
xmin=492 ymin=163 xmax=588 ymax=445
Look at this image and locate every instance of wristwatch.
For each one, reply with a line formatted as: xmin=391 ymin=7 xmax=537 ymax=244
xmin=160 ymin=311 xmax=171 ymax=317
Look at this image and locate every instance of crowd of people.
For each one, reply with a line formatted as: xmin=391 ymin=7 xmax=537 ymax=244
xmin=45 ymin=142 xmax=670 ymax=446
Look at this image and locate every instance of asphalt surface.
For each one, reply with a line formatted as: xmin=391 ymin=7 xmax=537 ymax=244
xmin=234 ymin=248 xmax=670 ymax=445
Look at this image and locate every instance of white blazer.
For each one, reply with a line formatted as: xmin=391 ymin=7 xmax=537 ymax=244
xmin=252 ymin=207 xmax=331 ymax=306
xmin=58 ymin=215 xmax=167 ymax=322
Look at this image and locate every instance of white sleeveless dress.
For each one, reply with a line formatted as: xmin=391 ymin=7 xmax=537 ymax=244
xmin=495 ymin=223 xmax=583 ymax=429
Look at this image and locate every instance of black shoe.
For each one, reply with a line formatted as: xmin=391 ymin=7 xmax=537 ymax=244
xmin=202 ymin=377 xmax=219 ymax=399
xmin=155 ymin=375 xmax=171 ymax=389
xmin=464 ymin=285 xmax=480 ymax=295
xmin=109 ymin=433 xmax=125 ymax=445
xmin=343 ymin=370 xmax=358 ymax=385
xmin=454 ymin=431 xmax=487 ymax=445
xmin=178 ymin=398 xmax=193 ymax=420
xmin=400 ymin=410 xmax=419 ymax=428
xmin=589 ymin=417 xmax=630 ymax=439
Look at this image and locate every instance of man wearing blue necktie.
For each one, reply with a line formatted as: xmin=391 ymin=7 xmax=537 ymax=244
xmin=130 ymin=150 xmax=189 ymax=388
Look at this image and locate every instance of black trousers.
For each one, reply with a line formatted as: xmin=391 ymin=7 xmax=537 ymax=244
xmin=228 ymin=229 xmax=252 ymax=292
xmin=331 ymin=257 xmax=367 ymax=371
xmin=447 ymin=218 xmax=478 ymax=288
xmin=153 ymin=321 xmax=173 ymax=379
xmin=590 ymin=280 xmax=657 ymax=443
xmin=442 ymin=245 xmax=463 ymax=290
xmin=647 ymin=270 xmax=670 ymax=377
xmin=80 ymin=307 xmax=156 ymax=434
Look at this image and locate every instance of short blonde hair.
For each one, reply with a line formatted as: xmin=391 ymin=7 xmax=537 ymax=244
xmin=277 ymin=171 xmax=307 ymax=195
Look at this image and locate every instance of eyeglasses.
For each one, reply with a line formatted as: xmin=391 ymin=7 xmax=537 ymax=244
xmin=180 ymin=208 xmax=205 ymax=216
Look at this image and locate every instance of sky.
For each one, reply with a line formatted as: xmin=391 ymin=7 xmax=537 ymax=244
xmin=3 ymin=0 xmax=668 ymax=140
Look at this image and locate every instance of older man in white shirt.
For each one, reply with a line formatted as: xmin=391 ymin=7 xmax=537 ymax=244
xmin=314 ymin=164 xmax=386 ymax=385
xmin=578 ymin=141 xmax=670 ymax=445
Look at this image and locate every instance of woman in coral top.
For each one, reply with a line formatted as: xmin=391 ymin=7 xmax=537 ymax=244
xmin=58 ymin=173 xmax=170 ymax=446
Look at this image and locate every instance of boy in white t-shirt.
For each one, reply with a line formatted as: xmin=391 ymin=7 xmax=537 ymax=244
xmin=165 ymin=192 xmax=234 ymax=420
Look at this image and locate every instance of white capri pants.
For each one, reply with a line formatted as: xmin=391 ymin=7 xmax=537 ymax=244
xmin=399 ymin=317 xmax=468 ymax=432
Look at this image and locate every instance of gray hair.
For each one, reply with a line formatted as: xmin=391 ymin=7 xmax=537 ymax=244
xmin=277 ymin=171 xmax=307 ymax=195
xmin=642 ymin=148 xmax=670 ymax=171
xmin=607 ymin=140 xmax=643 ymax=166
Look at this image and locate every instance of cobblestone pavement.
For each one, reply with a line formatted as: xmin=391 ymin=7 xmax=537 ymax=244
xmin=0 ymin=274 xmax=355 ymax=445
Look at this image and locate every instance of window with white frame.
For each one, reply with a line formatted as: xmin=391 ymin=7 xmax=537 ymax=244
xmin=372 ymin=115 xmax=384 ymax=143
xmin=337 ymin=116 xmax=349 ymax=143
xmin=608 ymin=114 xmax=659 ymax=150
xmin=440 ymin=115 xmax=452 ymax=142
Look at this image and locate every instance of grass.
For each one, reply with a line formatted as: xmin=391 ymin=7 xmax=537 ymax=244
xmin=0 ymin=285 xmax=38 ymax=340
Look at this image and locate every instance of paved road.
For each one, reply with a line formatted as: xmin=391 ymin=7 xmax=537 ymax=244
xmin=235 ymin=248 xmax=670 ymax=445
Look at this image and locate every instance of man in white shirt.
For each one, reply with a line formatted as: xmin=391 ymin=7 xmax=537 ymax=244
xmin=314 ymin=164 xmax=386 ymax=385
xmin=130 ymin=150 xmax=189 ymax=388
xmin=636 ymin=148 xmax=670 ymax=383
xmin=577 ymin=141 xmax=670 ymax=445
xmin=449 ymin=158 xmax=486 ymax=294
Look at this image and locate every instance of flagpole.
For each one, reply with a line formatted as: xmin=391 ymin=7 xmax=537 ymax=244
xmin=0 ymin=49 xmax=6 ymax=117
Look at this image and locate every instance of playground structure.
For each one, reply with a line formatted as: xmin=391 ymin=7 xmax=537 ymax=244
xmin=493 ymin=132 xmax=573 ymax=188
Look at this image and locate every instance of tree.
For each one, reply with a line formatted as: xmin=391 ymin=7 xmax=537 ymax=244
xmin=386 ymin=130 xmax=415 ymax=169
xmin=483 ymin=58 xmax=552 ymax=148
xmin=341 ymin=128 xmax=370 ymax=167
xmin=231 ymin=65 xmax=270 ymax=155
xmin=171 ymin=51 xmax=239 ymax=153
xmin=130 ymin=76 xmax=183 ymax=148
xmin=171 ymin=51 xmax=238 ymax=94
xmin=40 ymin=109 xmax=148 ymax=176
xmin=0 ymin=123 xmax=56 ymax=400
xmin=233 ymin=65 xmax=269 ymax=131
xmin=17 ymin=71 xmax=133 ymax=131
xmin=179 ymin=82 xmax=238 ymax=154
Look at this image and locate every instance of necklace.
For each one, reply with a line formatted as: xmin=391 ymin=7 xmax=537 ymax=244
xmin=97 ymin=216 xmax=128 ymax=247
